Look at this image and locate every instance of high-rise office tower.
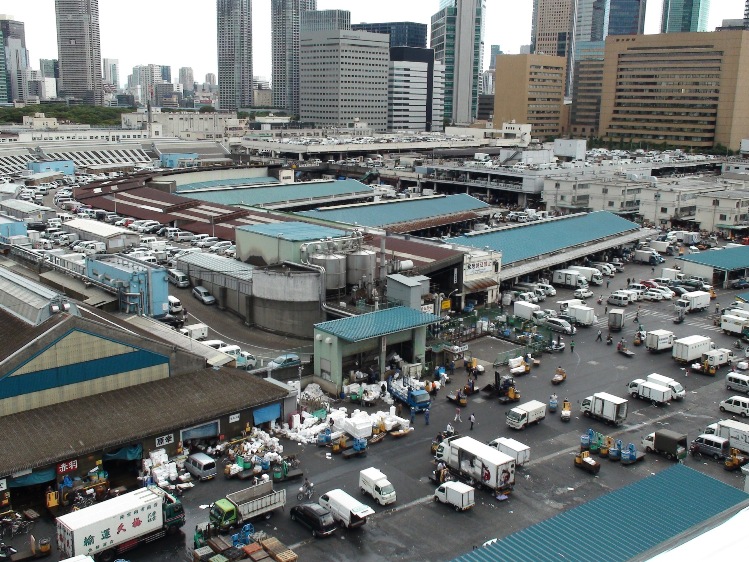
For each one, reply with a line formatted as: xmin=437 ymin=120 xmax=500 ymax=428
xmin=271 ymin=0 xmax=316 ymax=115
xmin=431 ymin=0 xmax=485 ymax=125
xmin=531 ymin=0 xmax=575 ymax=94
xmin=301 ymin=9 xmax=350 ymax=33
xmin=661 ymin=0 xmax=710 ymax=33
xmin=388 ymin=47 xmax=444 ymax=132
xmin=745 ymin=0 xmax=749 ymax=29
xmin=179 ymin=67 xmax=194 ymax=93
xmin=0 ymin=31 xmax=6 ymax=103
xmin=40 ymin=58 xmax=59 ymax=78
xmin=351 ymin=22 xmax=427 ymax=48
xmin=217 ymin=0 xmax=253 ymax=110
xmin=160 ymin=65 xmax=171 ymax=83
xmin=103 ymin=58 xmax=119 ymax=88
xmin=608 ymin=0 xmax=647 ymax=35
xmin=0 ymin=16 xmax=30 ymax=103
xmin=299 ymin=30 xmax=389 ymax=132
xmin=55 ymin=0 xmax=103 ymax=105
xmin=489 ymin=45 xmax=501 ymax=69
xmin=205 ymin=73 xmax=217 ymax=85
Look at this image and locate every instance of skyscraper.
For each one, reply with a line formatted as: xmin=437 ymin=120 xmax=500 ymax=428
xmin=0 ymin=31 xmax=6 ymax=103
xmin=661 ymin=0 xmax=710 ymax=33
xmin=40 ymin=58 xmax=59 ymax=78
xmin=301 ymin=9 xmax=350 ymax=33
xmin=217 ymin=0 xmax=253 ymax=110
xmin=0 ymin=17 xmax=30 ymax=103
xmin=489 ymin=45 xmax=501 ymax=69
xmin=103 ymin=58 xmax=119 ymax=88
xmin=530 ymin=0 xmax=575 ymax=93
xmin=205 ymin=73 xmax=217 ymax=85
xmin=608 ymin=0 xmax=647 ymax=35
xmin=179 ymin=67 xmax=194 ymax=93
xmin=55 ymin=0 xmax=103 ymax=105
xmin=271 ymin=0 xmax=316 ymax=114
xmin=388 ymin=47 xmax=444 ymax=132
xmin=351 ymin=22 xmax=427 ymax=48
xmin=745 ymin=0 xmax=749 ymax=29
xmin=160 ymin=65 xmax=171 ymax=83
xmin=431 ymin=0 xmax=485 ymax=125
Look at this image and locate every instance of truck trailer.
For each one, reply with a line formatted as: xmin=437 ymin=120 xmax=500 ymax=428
xmin=552 ymin=269 xmax=588 ymax=289
xmin=580 ymin=392 xmax=628 ymax=426
xmin=646 ymin=373 xmax=686 ymax=401
xmin=675 ymin=291 xmax=710 ymax=314
xmin=645 ymin=329 xmax=675 ymax=352
xmin=434 ymin=436 xmax=516 ymax=493
xmin=487 ymin=437 xmax=531 ymax=467
xmin=568 ymin=266 xmax=604 ymax=286
xmin=672 ymin=335 xmax=712 ymax=363
xmin=626 ymin=379 xmax=672 ymax=405
xmin=705 ymin=419 xmax=749 ymax=454
xmin=209 ymin=480 xmax=286 ymax=532
xmin=642 ymin=430 xmax=688 ymax=461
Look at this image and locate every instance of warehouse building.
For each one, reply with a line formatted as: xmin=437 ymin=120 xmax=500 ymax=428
xmin=62 ymin=218 xmax=140 ymax=252
xmin=676 ymin=246 xmax=749 ymax=289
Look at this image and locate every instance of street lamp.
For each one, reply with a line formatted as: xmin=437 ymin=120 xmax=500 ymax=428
xmin=653 ymin=192 xmax=661 ymax=228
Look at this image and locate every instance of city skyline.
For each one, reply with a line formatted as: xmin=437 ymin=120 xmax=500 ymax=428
xmin=3 ymin=0 xmax=743 ymax=88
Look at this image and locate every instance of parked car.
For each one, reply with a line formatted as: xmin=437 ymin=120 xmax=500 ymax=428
xmin=544 ymin=317 xmax=576 ymax=335
xmin=289 ymin=503 xmax=337 ymax=538
xmin=653 ymin=286 xmax=675 ymax=299
xmin=196 ymin=236 xmax=220 ymax=248
xmin=240 ymin=351 xmax=257 ymax=368
xmin=155 ymin=314 xmax=185 ymax=329
xmin=192 ymin=285 xmax=216 ymax=305
xmin=209 ymin=241 xmax=233 ymax=253
xmin=731 ymin=278 xmax=749 ymax=289
xmin=671 ymin=286 xmax=689 ymax=296
xmin=640 ymin=280 xmax=660 ymax=289
xmin=642 ymin=290 xmax=664 ymax=302
xmin=573 ymin=288 xmax=593 ymax=299
xmin=222 ymin=245 xmax=237 ymax=258
xmin=267 ymin=353 xmax=301 ymax=370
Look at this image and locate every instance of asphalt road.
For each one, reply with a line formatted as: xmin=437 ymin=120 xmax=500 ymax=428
xmin=111 ymin=261 xmax=748 ymax=562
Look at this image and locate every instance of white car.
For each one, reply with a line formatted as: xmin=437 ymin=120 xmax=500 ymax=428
xmin=545 ymin=317 xmax=576 ymax=335
xmin=574 ymin=288 xmax=593 ymax=299
xmin=196 ymin=236 xmax=220 ymax=248
xmin=653 ymin=286 xmax=675 ymax=299
xmin=208 ymin=241 xmax=233 ymax=253
xmin=642 ymin=290 xmax=663 ymax=302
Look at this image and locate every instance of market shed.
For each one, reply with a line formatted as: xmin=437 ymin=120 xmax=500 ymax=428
xmin=453 ymin=464 xmax=749 ymax=562
xmin=313 ymin=306 xmax=440 ymax=394
xmin=676 ymin=246 xmax=749 ymax=288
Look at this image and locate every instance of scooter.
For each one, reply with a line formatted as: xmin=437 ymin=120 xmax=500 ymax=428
xmin=734 ymin=340 xmax=744 ymax=350
xmin=606 ymin=335 xmax=613 ymax=346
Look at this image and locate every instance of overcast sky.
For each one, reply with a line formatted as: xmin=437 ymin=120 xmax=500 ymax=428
xmin=5 ymin=0 xmax=745 ymax=84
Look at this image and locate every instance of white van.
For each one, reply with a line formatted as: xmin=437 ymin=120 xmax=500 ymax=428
xmin=607 ymin=293 xmax=629 ymax=307
xmin=726 ymin=373 xmax=749 ymax=394
xmin=191 ymin=234 xmax=210 ymax=246
xmin=719 ymin=396 xmax=749 ymax=417
xmin=318 ymin=489 xmax=375 ymax=529
xmin=167 ymin=295 xmax=183 ymax=314
xmin=619 ymin=289 xmax=640 ymax=303
xmin=174 ymin=231 xmax=195 ymax=242
xmin=168 ymin=269 xmax=190 ymax=288
xmin=184 ymin=452 xmax=216 ymax=481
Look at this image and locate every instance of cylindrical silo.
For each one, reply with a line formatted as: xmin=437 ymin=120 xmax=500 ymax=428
xmin=309 ymin=253 xmax=347 ymax=290
xmin=346 ymin=249 xmax=377 ymax=285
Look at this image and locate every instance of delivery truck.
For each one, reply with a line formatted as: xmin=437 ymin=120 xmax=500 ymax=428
xmin=692 ymin=348 xmax=736 ymax=375
xmin=675 ymin=291 xmax=710 ymax=314
xmin=567 ymin=304 xmax=595 ymax=327
xmin=56 ymin=487 xmax=185 ymax=561
xmin=580 ymin=392 xmax=628 ymax=426
xmin=434 ymin=436 xmax=516 ymax=493
xmin=626 ymin=379 xmax=672 ymax=405
xmin=487 ymin=437 xmax=530 ymax=467
xmin=721 ymin=315 xmax=749 ymax=336
xmin=387 ymin=375 xmax=431 ymax=412
xmin=608 ymin=308 xmax=625 ymax=332
xmin=646 ymin=373 xmax=686 ymax=401
xmin=506 ymin=400 xmax=546 ymax=430
xmin=634 ymin=249 xmax=663 ymax=265
xmin=650 ymin=240 xmax=675 ymax=254
xmin=178 ymin=323 xmax=208 ymax=340
xmin=513 ymin=301 xmax=540 ymax=320
xmin=209 ymin=480 xmax=286 ymax=532
xmin=358 ymin=467 xmax=396 ymax=506
xmin=568 ymin=266 xmax=604 ymax=286
xmin=645 ymin=329 xmax=674 ymax=352
xmin=552 ymin=269 xmax=588 ymax=289
xmin=672 ymin=335 xmax=712 ymax=363
xmin=705 ymin=419 xmax=749 ymax=454
xmin=641 ymin=430 xmax=688 ymax=461
xmin=557 ymin=298 xmax=585 ymax=312
xmin=433 ymin=481 xmax=475 ymax=511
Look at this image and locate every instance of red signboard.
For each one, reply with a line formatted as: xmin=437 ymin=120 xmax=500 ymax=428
xmin=56 ymin=460 xmax=79 ymax=474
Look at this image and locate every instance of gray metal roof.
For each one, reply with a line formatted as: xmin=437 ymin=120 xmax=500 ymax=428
xmin=453 ymin=464 xmax=749 ymax=562
xmin=175 ymin=252 xmax=253 ymax=280
xmin=0 ymin=267 xmax=79 ymax=325
xmin=0 ymin=199 xmax=54 ymax=213
xmin=238 ymin=221 xmax=347 ymax=241
xmin=65 ymin=218 xmax=137 ymax=239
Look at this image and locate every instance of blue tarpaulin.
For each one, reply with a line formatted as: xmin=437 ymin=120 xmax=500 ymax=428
xmin=102 ymin=444 xmax=143 ymax=461
xmin=8 ymin=466 xmax=56 ymax=487
xmin=253 ymin=403 xmax=281 ymax=425
xmin=181 ymin=421 xmax=219 ymax=441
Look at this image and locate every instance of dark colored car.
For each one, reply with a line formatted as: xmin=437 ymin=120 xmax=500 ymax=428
xmin=289 ymin=503 xmax=337 ymax=537
xmin=671 ymin=286 xmax=689 ymax=296
xmin=155 ymin=314 xmax=184 ymax=329
xmin=144 ymin=223 xmax=165 ymax=234
xmin=732 ymin=278 xmax=749 ymax=289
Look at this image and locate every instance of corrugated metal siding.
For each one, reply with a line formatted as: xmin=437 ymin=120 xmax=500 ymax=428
xmin=448 ymin=211 xmax=640 ymax=266
xmin=453 ymin=465 xmax=749 ymax=562
xmin=315 ymin=306 xmax=441 ymax=342
xmin=677 ymin=246 xmax=749 ymax=271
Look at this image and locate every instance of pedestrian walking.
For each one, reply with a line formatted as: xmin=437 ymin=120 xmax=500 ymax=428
xmin=425 ymin=408 xmax=430 ymax=425
xmin=469 ymin=413 xmax=476 ymax=430
xmin=634 ymin=305 xmax=640 ymax=323
xmin=570 ymin=339 xmax=575 ymax=353
xmin=454 ymin=407 xmax=462 ymax=422
xmin=716 ymin=304 xmax=720 ymax=314
xmin=410 ymin=407 xmax=415 ymax=425
xmin=626 ymin=277 xmax=631 ymax=286
xmin=396 ymin=403 xmax=403 ymax=418
xmin=606 ymin=280 xmax=610 ymax=289
xmin=596 ymin=329 xmax=603 ymax=342
xmin=651 ymin=266 xmax=655 ymax=274
xmin=604 ymin=306 xmax=608 ymax=314
xmin=449 ymin=360 xmax=455 ymax=378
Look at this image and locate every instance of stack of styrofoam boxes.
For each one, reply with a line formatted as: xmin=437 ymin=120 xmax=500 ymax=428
xmin=343 ymin=410 xmax=374 ymax=439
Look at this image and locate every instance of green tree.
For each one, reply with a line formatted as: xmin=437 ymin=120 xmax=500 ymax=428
xmin=198 ymin=106 xmax=216 ymax=113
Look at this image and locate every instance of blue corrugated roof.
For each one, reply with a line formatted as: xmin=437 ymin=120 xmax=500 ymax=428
xmin=176 ymin=176 xmax=279 ymax=191
xmin=447 ymin=211 xmax=640 ymax=266
xmin=315 ymin=306 xmax=440 ymax=342
xmin=453 ymin=464 xmax=748 ymax=562
xmin=178 ymin=178 xmax=372 ymax=206
xmin=677 ymin=246 xmax=749 ymax=271
xmin=237 ymin=221 xmax=346 ymax=241
xmin=298 ymin=194 xmax=489 ymax=228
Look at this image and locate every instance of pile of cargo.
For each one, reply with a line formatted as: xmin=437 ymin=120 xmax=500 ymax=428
xmin=193 ymin=534 xmax=297 ymax=562
xmin=277 ymin=406 xmax=411 ymax=444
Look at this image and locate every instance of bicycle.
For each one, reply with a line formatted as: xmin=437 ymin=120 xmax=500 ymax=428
xmin=296 ymin=484 xmax=315 ymax=502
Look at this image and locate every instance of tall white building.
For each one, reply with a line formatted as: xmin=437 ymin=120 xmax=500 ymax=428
xmin=127 ymin=64 xmax=165 ymax=104
xmin=300 ymin=30 xmax=389 ymax=132
xmin=55 ymin=0 xmax=103 ymax=105
xmin=179 ymin=67 xmax=194 ymax=93
xmin=271 ymin=0 xmax=316 ymax=115
xmin=388 ymin=47 xmax=445 ymax=132
xmin=300 ymin=9 xmax=350 ymax=32
xmin=103 ymin=58 xmax=119 ymax=88
xmin=217 ymin=0 xmax=253 ymax=110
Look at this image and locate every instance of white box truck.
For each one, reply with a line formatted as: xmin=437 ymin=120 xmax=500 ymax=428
xmin=626 ymin=379 xmax=672 ymax=405
xmin=506 ymin=400 xmax=546 ymax=430
xmin=319 ymin=489 xmax=375 ymax=529
xmin=581 ymin=392 xmax=628 ymax=426
xmin=608 ymin=309 xmax=625 ymax=332
xmin=56 ymin=487 xmax=185 ymax=561
xmin=645 ymin=329 xmax=674 ymax=352
xmin=513 ymin=301 xmax=540 ymax=320
xmin=487 ymin=437 xmax=531 ymax=467
xmin=568 ymin=266 xmax=604 ymax=285
xmin=721 ymin=315 xmax=749 ymax=336
xmin=567 ymin=304 xmax=595 ymax=327
xmin=647 ymin=373 xmax=686 ymax=401
xmin=434 ymin=436 xmax=516 ymax=493
xmin=178 ymin=323 xmax=208 ymax=341
xmin=557 ymin=298 xmax=584 ymax=311
xmin=672 ymin=335 xmax=712 ymax=363
xmin=705 ymin=419 xmax=749 ymax=454
xmin=552 ymin=269 xmax=588 ymax=289
xmin=675 ymin=291 xmax=710 ymax=314
xmin=433 ymin=481 xmax=475 ymax=511
xmin=358 ymin=467 xmax=396 ymax=506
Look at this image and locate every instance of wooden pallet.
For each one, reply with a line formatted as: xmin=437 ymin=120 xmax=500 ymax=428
xmin=260 ymin=537 xmax=298 ymax=562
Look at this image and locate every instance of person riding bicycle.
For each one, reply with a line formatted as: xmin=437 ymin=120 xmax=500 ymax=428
xmin=303 ymin=478 xmax=313 ymax=493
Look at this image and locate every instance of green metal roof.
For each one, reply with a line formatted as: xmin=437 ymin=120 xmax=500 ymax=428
xmin=453 ymin=464 xmax=748 ymax=562
xmin=447 ymin=211 xmax=640 ymax=265
xmin=298 ymin=194 xmax=489 ymax=228
xmin=176 ymin=176 xmax=278 ymax=191
xmin=237 ymin=221 xmax=346 ymax=241
xmin=315 ymin=306 xmax=440 ymax=342
xmin=178 ymin=178 xmax=372 ymax=206
xmin=677 ymin=246 xmax=749 ymax=271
